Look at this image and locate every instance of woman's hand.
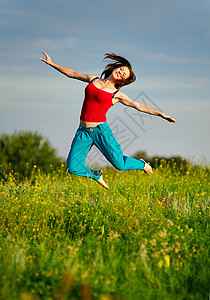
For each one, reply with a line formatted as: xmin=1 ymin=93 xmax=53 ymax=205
xmin=161 ymin=113 xmax=177 ymax=123
xmin=40 ymin=51 xmax=53 ymax=66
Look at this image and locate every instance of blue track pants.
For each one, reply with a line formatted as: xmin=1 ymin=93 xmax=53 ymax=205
xmin=66 ymin=121 xmax=145 ymax=181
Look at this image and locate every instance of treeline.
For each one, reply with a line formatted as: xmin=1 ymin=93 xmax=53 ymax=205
xmin=0 ymin=131 xmax=194 ymax=181
xmin=132 ymin=150 xmax=189 ymax=173
xmin=0 ymin=131 xmax=62 ymax=180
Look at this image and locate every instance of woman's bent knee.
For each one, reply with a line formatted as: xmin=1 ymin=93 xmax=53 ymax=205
xmin=112 ymin=162 xmax=126 ymax=171
xmin=66 ymin=159 xmax=78 ymax=175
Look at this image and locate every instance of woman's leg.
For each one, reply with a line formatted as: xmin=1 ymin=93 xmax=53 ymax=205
xmin=66 ymin=127 xmax=102 ymax=181
xmin=94 ymin=123 xmax=152 ymax=173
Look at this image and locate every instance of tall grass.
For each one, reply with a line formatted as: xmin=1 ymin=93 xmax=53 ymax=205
xmin=0 ymin=161 xmax=209 ymax=299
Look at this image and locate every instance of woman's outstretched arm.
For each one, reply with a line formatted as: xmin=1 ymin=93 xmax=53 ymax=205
xmin=40 ymin=51 xmax=95 ymax=82
xmin=115 ymin=91 xmax=177 ymax=123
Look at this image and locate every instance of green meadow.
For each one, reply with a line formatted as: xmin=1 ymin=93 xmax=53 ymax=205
xmin=0 ymin=161 xmax=209 ymax=300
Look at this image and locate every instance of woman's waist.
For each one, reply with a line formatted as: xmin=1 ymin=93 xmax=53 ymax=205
xmin=79 ymin=121 xmax=109 ymax=132
xmin=80 ymin=120 xmax=104 ymax=128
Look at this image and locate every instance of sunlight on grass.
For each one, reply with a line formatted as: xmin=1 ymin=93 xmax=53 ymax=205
xmin=0 ymin=161 xmax=209 ymax=299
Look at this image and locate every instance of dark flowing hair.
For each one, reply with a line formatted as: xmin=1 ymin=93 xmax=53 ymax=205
xmin=100 ymin=53 xmax=136 ymax=89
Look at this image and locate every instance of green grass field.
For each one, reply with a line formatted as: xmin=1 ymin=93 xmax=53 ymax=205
xmin=0 ymin=161 xmax=209 ymax=300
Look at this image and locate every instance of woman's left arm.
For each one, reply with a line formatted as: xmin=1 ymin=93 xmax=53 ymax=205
xmin=116 ymin=91 xmax=176 ymax=123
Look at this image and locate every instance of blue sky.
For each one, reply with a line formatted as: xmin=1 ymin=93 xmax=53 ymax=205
xmin=1 ymin=0 xmax=210 ymax=164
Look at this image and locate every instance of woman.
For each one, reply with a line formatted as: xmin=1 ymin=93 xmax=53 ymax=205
xmin=40 ymin=52 xmax=176 ymax=189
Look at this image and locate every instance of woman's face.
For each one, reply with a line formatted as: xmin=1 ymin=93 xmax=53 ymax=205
xmin=112 ymin=66 xmax=130 ymax=81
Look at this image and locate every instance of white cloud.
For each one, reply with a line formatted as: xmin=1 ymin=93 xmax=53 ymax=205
xmin=135 ymin=76 xmax=210 ymax=90
xmin=1 ymin=72 xmax=92 ymax=110
xmin=139 ymin=52 xmax=210 ymax=65
xmin=35 ymin=37 xmax=78 ymax=51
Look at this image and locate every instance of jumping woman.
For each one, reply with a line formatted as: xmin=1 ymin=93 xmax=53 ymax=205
xmin=40 ymin=52 xmax=176 ymax=189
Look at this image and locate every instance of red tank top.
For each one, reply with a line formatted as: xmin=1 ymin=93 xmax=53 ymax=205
xmin=80 ymin=78 xmax=118 ymax=122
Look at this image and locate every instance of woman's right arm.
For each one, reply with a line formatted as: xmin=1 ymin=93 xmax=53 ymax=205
xmin=40 ymin=51 xmax=95 ymax=82
xmin=116 ymin=91 xmax=177 ymax=123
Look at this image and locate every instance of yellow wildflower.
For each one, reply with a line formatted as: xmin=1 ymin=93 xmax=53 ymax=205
xmin=164 ymin=254 xmax=170 ymax=268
